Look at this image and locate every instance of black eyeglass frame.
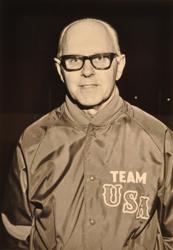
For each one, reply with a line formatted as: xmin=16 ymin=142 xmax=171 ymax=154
xmin=59 ymin=53 xmax=118 ymax=71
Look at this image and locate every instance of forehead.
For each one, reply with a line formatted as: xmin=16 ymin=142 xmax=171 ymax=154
xmin=61 ymin=21 xmax=115 ymax=55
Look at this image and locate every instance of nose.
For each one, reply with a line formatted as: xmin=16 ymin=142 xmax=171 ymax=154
xmin=81 ymin=59 xmax=95 ymax=77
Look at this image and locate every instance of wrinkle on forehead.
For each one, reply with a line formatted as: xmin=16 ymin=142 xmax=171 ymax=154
xmin=61 ymin=20 xmax=117 ymax=55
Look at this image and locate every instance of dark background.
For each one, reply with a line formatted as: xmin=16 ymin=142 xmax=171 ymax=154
xmin=0 ymin=0 xmax=173 ymax=243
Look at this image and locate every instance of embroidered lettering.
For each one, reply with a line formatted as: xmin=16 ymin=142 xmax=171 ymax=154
xmin=110 ymin=171 xmax=147 ymax=184
xmin=110 ymin=171 xmax=119 ymax=182
xmin=136 ymin=172 xmax=147 ymax=184
xmin=103 ymin=184 xmax=122 ymax=207
xmin=136 ymin=196 xmax=150 ymax=219
xmin=126 ymin=171 xmax=135 ymax=183
xmin=123 ymin=191 xmax=138 ymax=214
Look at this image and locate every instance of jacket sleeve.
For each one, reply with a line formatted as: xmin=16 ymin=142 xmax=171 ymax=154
xmin=1 ymin=142 xmax=33 ymax=249
xmin=159 ymin=129 xmax=173 ymax=249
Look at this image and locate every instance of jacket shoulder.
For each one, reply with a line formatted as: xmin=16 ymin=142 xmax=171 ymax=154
xmin=127 ymin=103 xmax=169 ymax=152
xmin=19 ymin=105 xmax=64 ymax=149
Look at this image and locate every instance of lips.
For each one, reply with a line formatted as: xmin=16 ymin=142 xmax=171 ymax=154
xmin=79 ymin=84 xmax=98 ymax=88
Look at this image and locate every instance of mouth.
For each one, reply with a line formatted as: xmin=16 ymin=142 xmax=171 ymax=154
xmin=79 ymin=84 xmax=98 ymax=88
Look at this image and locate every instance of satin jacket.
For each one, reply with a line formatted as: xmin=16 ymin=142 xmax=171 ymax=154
xmin=1 ymin=89 xmax=173 ymax=250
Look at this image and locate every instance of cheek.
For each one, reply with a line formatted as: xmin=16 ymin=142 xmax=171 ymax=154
xmin=63 ymin=74 xmax=81 ymax=98
xmin=63 ymin=73 xmax=78 ymax=87
xmin=98 ymin=70 xmax=116 ymax=88
xmin=63 ymin=72 xmax=80 ymax=84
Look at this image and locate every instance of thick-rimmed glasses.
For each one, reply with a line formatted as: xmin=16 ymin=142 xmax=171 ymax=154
xmin=57 ymin=53 xmax=118 ymax=71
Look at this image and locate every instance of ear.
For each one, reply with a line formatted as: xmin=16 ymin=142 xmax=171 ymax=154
xmin=115 ymin=54 xmax=126 ymax=81
xmin=54 ymin=57 xmax=65 ymax=83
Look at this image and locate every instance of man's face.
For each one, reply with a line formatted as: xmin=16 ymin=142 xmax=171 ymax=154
xmin=57 ymin=22 xmax=124 ymax=108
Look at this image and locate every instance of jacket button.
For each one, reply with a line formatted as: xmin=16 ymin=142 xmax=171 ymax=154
xmin=89 ymin=218 xmax=96 ymax=225
xmin=90 ymin=175 xmax=95 ymax=181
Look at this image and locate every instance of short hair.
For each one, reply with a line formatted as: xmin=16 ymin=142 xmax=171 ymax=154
xmin=57 ymin=18 xmax=121 ymax=57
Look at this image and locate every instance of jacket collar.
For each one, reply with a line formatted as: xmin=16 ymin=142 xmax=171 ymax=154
xmin=63 ymin=86 xmax=124 ymax=127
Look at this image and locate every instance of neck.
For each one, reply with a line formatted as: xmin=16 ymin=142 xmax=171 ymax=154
xmin=82 ymin=89 xmax=116 ymax=118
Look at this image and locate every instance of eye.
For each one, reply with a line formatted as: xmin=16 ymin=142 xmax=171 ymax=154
xmin=93 ymin=55 xmax=110 ymax=64
xmin=94 ymin=55 xmax=111 ymax=63
xmin=68 ymin=58 xmax=81 ymax=63
xmin=94 ymin=55 xmax=104 ymax=61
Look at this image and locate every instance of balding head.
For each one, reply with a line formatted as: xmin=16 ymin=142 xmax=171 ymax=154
xmin=54 ymin=18 xmax=126 ymax=110
xmin=57 ymin=18 xmax=121 ymax=57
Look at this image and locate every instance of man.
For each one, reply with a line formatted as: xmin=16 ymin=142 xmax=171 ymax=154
xmin=1 ymin=18 xmax=173 ymax=250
